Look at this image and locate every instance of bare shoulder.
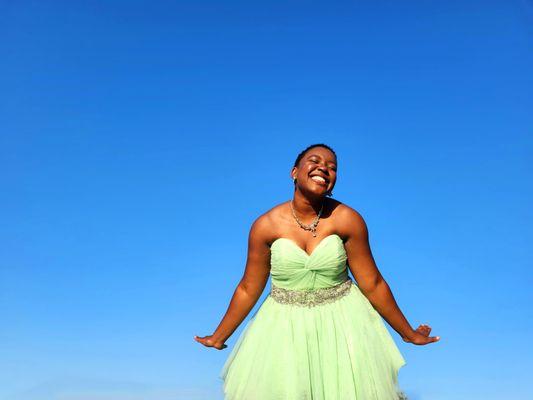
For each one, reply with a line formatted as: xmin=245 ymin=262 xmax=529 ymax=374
xmin=334 ymin=201 xmax=368 ymax=238
xmin=248 ymin=201 xmax=288 ymax=243
xmin=336 ymin=202 xmax=365 ymax=222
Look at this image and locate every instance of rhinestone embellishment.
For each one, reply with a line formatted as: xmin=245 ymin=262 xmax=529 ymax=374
xmin=270 ymin=278 xmax=353 ymax=308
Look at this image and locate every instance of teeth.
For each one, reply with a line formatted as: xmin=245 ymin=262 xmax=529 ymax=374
xmin=311 ymin=176 xmax=326 ymax=183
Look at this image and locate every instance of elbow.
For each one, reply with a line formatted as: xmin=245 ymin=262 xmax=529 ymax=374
xmin=360 ymin=276 xmax=387 ymax=295
xmin=238 ymin=280 xmax=263 ymax=299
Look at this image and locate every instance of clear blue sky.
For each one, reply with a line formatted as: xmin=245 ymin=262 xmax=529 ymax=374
xmin=1 ymin=1 xmax=531 ymax=399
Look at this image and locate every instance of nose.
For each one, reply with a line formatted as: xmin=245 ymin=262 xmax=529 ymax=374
xmin=317 ymin=163 xmax=328 ymax=172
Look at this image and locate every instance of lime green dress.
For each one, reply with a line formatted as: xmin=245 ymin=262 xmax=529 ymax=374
xmin=219 ymin=234 xmax=408 ymax=399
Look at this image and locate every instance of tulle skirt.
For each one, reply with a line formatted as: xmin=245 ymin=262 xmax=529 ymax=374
xmin=219 ymin=281 xmax=408 ymax=399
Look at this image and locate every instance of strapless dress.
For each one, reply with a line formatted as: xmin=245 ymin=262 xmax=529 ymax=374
xmin=219 ymin=234 xmax=408 ymax=399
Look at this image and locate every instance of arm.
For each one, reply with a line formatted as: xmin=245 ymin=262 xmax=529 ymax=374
xmin=340 ymin=205 xmax=440 ymax=346
xmin=194 ymin=214 xmax=272 ymax=350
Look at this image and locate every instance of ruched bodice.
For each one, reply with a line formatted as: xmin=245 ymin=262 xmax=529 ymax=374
xmin=270 ymin=233 xmax=349 ymax=290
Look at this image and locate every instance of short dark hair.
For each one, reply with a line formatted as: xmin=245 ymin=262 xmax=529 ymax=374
xmin=293 ymin=143 xmax=337 ymax=168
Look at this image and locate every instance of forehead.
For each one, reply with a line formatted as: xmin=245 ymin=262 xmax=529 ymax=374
xmin=304 ymin=148 xmax=336 ymax=162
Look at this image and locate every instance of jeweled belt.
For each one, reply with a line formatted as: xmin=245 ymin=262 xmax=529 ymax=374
xmin=270 ymin=278 xmax=353 ymax=308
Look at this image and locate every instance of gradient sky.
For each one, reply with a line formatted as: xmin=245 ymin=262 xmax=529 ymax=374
xmin=1 ymin=1 xmax=532 ymax=399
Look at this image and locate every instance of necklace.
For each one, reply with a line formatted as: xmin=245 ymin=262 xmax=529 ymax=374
xmin=290 ymin=199 xmax=324 ymax=237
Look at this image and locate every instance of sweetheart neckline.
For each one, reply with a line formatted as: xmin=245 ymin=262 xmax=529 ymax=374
xmin=271 ymin=233 xmax=342 ymax=258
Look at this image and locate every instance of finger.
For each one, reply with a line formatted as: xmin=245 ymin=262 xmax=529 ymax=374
xmin=417 ymin=326 xmax=429 ymax=335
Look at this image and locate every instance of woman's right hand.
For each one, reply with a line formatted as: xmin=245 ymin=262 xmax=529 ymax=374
xmin=194 ymin=334 xmax=228 ymax=350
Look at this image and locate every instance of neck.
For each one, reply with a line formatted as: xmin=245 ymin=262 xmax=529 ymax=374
xmin=292 ymin=191 xmax=325 ymax=217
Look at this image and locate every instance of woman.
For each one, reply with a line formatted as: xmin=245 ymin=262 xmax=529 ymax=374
xmin=195 ymin=143 xmax=440 ymax=399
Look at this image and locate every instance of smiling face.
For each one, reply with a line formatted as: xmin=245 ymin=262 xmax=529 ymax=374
xmin=292 ymin=146 xmax=337 ymax=197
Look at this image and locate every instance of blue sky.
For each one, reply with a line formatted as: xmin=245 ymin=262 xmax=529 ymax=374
xmin=0 ymin=1 xmax=531 ymax=399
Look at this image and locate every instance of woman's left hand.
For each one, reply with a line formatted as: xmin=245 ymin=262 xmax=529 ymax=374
xmin=402 ymin=324 xmax=440 ymax=345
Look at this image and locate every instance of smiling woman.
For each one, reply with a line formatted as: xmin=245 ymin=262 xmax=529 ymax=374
xmin=294 ymin=145 xmax=337 ymax=197
xmin=195 ymin=143 xmax=439 ymax=400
